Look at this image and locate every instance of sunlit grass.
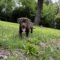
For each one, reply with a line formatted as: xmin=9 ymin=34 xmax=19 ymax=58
xmin=0 ymin=21 xmax=60 ymax=60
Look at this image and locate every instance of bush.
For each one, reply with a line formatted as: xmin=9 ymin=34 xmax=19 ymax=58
xmin=41 ymin=4 xmax=58 ymax=28
xmin=55 ymin=13 xmax=60 ymax=29
xmin=12 ymin=6 xmax=36 ymax=22
xmin=0 ymin=0 xmax=37 ymax=22
xmin=25 ymin=42 xmax=40 ymax=56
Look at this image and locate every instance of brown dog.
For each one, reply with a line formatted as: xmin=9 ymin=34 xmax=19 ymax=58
xmin=17 ymin=17 xmax=33 ymax=37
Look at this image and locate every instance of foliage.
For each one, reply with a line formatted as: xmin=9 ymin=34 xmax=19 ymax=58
xmin=0 ymin=0 xmax=37 ymax=22
xmin=15 ymin=0 xmax=36 ymax=22
xmin=44 ymin=0 xmax=50 ymax=5
xmin=25 ymin=42 xmax=39 ymax=56
xmin=41 ymin=3 xmax=58 ymax=27
xmin=55 ymin=13 xmax=60 ymax=29
xmin=0 ymin=0 xmax=15 ymax=21
xmin=55 ymin=13 xmax=60 ymax=19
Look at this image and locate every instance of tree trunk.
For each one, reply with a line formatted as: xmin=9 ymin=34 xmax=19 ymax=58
xmin=34 ymin=0 xmax=43 ymax=25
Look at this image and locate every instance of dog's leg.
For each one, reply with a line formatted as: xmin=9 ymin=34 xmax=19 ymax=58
xmin=19 ymin=26 xmax=22 ymax=37
xmin=31 ymin=27 xmax=33 ymax=33
xmin=26 ymin=28 xmax=29 ymax=37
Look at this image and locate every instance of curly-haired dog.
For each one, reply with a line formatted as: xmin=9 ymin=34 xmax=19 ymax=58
xmin=17 ymin=17 xmax=33 ymax=37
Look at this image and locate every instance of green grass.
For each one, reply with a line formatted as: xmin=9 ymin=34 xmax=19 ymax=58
xmin=0 ymin=21 xmax=60 ymax=60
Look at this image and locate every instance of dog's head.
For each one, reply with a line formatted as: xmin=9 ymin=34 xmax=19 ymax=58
xmin=17 ymin=17 xmax=29 ymax=32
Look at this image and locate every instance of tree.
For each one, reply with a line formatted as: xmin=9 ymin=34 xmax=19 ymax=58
xmin=41 ymin=4 xmax=58 ymax=27
xmin=12 ymin=0 xmax=36 ymax=22
xmin=0 ymin=0 xmax=15 ymax=21
xmin=44 ymin=0 xmax=52 ymax=5
xmin=34 ymin=0 xmax=44 ymax=25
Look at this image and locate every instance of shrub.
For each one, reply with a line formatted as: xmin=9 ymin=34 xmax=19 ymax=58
xmin=55 ymin=13 xmax=60 ymax=29
xmin=25 ymin=42 xmax=40 ymax=56
xmin=41 ymin=4 xmax=58 ymax=28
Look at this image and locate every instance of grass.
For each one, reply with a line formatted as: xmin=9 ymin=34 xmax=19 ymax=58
xmin=0 ymin=21 xmax=60 ymax=60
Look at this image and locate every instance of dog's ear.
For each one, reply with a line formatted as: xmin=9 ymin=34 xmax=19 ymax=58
xmin=17 ymin=18 xmax=22 ymax=24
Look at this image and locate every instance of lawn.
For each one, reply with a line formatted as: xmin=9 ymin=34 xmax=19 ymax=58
xmin=0 ymin=21 xmax=60 ymax=60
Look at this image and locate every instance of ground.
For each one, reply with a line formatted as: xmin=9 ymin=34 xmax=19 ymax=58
xmin=0 ymin=21 xmax=60 ymax=60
